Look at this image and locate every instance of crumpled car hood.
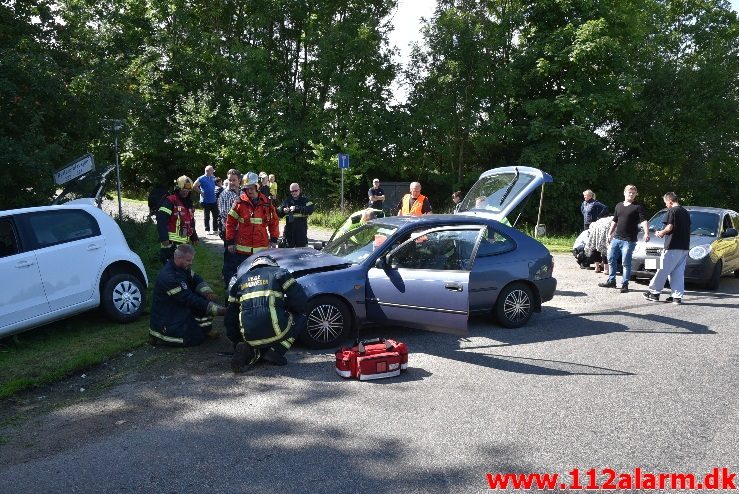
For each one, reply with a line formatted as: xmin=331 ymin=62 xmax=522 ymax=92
xmin=235 ymin=248 xmax=351 ymax=279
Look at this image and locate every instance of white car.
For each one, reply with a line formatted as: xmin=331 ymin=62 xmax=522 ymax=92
xmin=0 ymin=201 xmax=148 ymax=338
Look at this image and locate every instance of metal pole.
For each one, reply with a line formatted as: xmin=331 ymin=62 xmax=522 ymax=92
xmin=114 ymin=127 xmax=123 ymax=220
xmin=535 ymin=183 xmax=545 ymax=238
xmin=341 ymin=168 xmax=345 ymax=213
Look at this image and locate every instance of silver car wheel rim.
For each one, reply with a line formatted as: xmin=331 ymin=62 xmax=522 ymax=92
xmin=112 ymin=280 xmax=142 ymax=315
xmin=503 ymin=289 xmax=530 ymax=323
xmin=307 ymin=304 xmax=344 ymax=342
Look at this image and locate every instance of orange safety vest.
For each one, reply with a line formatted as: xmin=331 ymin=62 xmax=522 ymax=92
xmin=400 ymin=193 xmax=427 ymax=216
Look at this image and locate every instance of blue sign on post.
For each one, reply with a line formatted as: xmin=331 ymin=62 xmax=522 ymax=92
xmin=338 ymin=153 xmax=350 ymax=169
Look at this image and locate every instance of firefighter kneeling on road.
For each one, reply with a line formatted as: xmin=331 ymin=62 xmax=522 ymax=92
xmin=149 ymin=244 xmax=226 ymax=346
xmin=226 ymin=254 xmax=308 ymax=372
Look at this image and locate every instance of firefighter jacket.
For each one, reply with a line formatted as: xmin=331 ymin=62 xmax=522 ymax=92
xmin=156 ymin=193 xmax=198 ymax=244
xmin=149 ymin=260 xmax=220 ymax=345
xmin=399 ymin=193 xmax=431 ymax=216
xmin=225 ymin=264 xmax=308 ymax=349
xmin=225 ymin=192 xmax=279 ymax=255
xmin=277 ymin=194 xmax=314 ymax=247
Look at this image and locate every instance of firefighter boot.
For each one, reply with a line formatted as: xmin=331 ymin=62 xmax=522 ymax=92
xmin=231 ymin=342 xmax=256 ymax=373
xmin=262 ymin=348 xmax=287 ymax=366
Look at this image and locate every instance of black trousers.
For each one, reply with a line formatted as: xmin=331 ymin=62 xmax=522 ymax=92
xmin=203 ymin=202 xmax=219 ymax=231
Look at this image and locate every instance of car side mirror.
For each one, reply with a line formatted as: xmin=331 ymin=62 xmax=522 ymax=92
xmin=722 ymin=228 xmax=738 ymax=238
xmin=374 ymin=256 xmax=386 ymax=269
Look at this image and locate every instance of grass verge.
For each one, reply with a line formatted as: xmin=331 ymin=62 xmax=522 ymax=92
xmin=0 ymin=216 xmax=224 ymax=399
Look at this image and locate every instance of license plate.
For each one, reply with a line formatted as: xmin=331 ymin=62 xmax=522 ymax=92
xmin=645 ymin=258 xmax=660 ymax=270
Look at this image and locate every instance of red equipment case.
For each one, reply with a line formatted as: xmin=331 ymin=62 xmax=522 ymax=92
xmin=335 ymin=338 xmax=409 ymax=381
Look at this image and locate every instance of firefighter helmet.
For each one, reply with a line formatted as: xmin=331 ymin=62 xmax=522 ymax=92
xmin=249 ymin=255 xmax=278 ymax=270
xmin=241 ymin=172 xmax=259 ymax=189
xmin=174 ymin=175 xmax=193 ymax=190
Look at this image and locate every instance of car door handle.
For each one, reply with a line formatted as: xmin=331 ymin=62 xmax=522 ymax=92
xmin=87 ymin=244 xmax=101 ymax=251
xmin=445 ymin=282 xmax=463 ymax=292
xmin=15 ymin=260 xmax=36 ymax=268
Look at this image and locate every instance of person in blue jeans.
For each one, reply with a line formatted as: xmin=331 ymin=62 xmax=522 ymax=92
xmin=194 ymin=165 xmax=219 ymax=235
xmin=598 ymin=185 xmax=650 ymax=293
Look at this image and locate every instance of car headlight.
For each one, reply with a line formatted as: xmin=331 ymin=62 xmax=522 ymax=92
xmin=689 ymin=244 xmax=711 ymax=260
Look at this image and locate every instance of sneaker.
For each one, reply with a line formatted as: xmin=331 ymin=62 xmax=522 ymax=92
xmin=231 ymin=342 xmax=254 ymax=373
xmin=643 ymin=292 xmax=660 ymax=302
xmin=598 ymin=280 xmax=617 ymax=288
xmin=665 ymin=296 xmax=682 ymax=304
xmin=620 ymin=284 xmax=629 ymax=293
xmin=262 ymin=349 xmax=287 ymax=366
xmin=206 ymin=329 xmax=221 ymax=340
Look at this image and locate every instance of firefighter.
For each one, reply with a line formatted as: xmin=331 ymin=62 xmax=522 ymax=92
xmin=223 ymin=172 xmax=280 ymax=283
xmin=156 ymin=175 xmax=199 ymax=264
xmin=226 ymin=254 xmax=308 ymax=372
xmin=277 ymin=182 xmax=314 ymax=247
xmin=149 ymin=244 xmax=226 ymax=346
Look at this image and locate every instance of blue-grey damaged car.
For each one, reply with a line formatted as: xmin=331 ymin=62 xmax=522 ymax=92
xmin=238 ymin=166 xmax=557 ymax=349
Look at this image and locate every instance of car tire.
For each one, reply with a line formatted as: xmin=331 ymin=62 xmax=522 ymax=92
xmin=495 ymin=282 xmax=533 ymax=328
xmin=705 ymin=260 xmax=722 ymax=291
xmin=101 ymin=274 xmax=146 ymax=323
xmin=299 ymin=295 xmax=351 ymax=349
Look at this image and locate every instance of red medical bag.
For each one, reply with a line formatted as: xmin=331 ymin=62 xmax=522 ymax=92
xmin=335 ymin=338 xmax=408 ymax=381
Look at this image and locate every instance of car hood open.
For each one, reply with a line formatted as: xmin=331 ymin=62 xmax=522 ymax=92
xmin=456 ymin=166 xmax=553 ymax=221
xmin=235 ymin=247 xmax=352 ymax=279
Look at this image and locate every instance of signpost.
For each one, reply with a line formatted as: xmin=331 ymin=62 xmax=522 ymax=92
xmin=102 ymin=119 xmax=125 ymax=220
xmin=54 ymin=154 xmax=95 ymax=185
xmin=338 ymin=153 xmax=350 ymax=213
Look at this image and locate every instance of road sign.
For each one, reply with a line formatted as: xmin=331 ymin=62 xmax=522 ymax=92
xmin=338 ymin=153 xmax=350 ymax=169
xmin=54 ymin=154 xmax=95 ymax=185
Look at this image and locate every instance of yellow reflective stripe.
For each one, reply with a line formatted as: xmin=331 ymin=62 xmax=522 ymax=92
xmin=280 ymin=339 xmax=292 ymax=350
xmin=168 ymin=232 xmax=189 ymax=243
xmin=228 ymin=296 xmax=238 ymax=303
xmin=250 ymin=217 xmax=263 ymax=224
xmin=239 ymin=290 xmax=283 ymax=302
xmin=196 ymin=282 xmax=213 ymax=294
xmin=282 ymin=277 xmax=295 ymax=291
xmin=149 ymin=329 xmax=183 ymax=344
xmin=166 ymin=286 xmax=182 ymax=296
xmin=235 ymin=245 xmax=267 ymax=254
xmin=229 ymin=210 xmax=244 ymax=222
xmin=305 ymin=201 xmax=313 ymax=206
xmin=292 ymin=214 xmax=306 ymax=218
xmin=158 ymin=206 xmax=172 ymax=215
xmin=246 ymin=298 xmax=292 ymax=346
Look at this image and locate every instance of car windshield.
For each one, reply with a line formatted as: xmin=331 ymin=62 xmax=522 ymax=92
xmin=648 ymin=210 xmax=719 ymax=237
xmin=457 ymin=171 xmax=536 ymax=213
xmin=323 ymin=222 xmax=398 ymax=264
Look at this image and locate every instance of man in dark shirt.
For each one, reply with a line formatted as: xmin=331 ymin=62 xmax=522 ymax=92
xmin=598 ymin=184 xmax=650 ymax=293
xmin=643 ymin=192 xmax=691 ymax=304
xmin=368 ymin=178 xmax=385 ymax=209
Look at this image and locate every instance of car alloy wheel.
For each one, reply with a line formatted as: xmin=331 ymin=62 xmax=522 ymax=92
xmin=102 ymin=273 xmax=145 ymax=323
xmin=495 ymin=282 xmax=533 ymax=328
xmin=299 ymin=296 xmax=351 ymax=349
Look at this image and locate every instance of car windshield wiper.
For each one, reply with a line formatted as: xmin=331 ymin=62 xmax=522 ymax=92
xmin=498 ymin=168 xmax=520 ymax=206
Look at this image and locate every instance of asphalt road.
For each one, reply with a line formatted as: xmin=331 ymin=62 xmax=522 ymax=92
xmin=1 ymin=215 xmax=738 ymax=493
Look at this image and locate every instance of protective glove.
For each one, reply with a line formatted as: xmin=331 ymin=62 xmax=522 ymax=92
xmin=207 ymin=302 xmax=227 ymax=317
